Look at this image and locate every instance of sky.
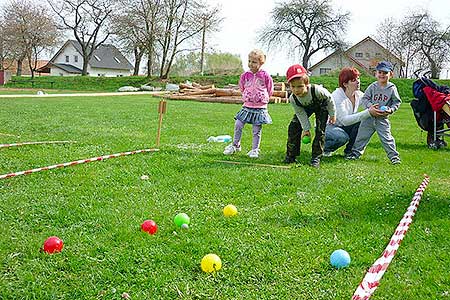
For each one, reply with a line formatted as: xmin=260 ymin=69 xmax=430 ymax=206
xmin=206 ymin=0 xmax=450 ymax=75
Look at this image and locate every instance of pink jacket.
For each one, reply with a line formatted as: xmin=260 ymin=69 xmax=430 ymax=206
xmin=239 ymin=70 xmax=273 ymax=108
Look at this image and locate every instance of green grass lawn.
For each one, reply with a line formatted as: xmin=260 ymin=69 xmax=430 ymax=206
xmin=0 ymin=94 xmax=449 ymax=300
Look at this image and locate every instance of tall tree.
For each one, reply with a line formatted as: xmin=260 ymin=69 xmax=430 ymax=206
xmin=258 ymin=0 xmax=350 ymax=68
xmin=195 ymin=3 xmax=222 ymax=76
xmin=47 ymin=0 xmax=116 ymax=76
xmin=0 ymin=17 xmax=11 ymax=70
xmin=375 ymin=12 xmax=450 ymax=78
xmin=1 ymin=0 xmax=59 ymax=77
xmin=111 ymin=0 xmax=162 ymax=77
xmin=157 ymin=0 xmax=216 ymax=79
xmin=111 ymin=0 xmax=146 ymax=76
xmin=403 ymin=12 xmax=450 ymax=78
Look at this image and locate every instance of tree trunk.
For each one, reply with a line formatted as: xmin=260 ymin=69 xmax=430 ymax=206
xmin=146 ymin=44 xmax=154 ymax=77
xmin=82 ymin=59 xmax=89 ymax=76
xmin=200 ymin=18 xmax=206 ymax=76
xmin=302 ymin=54 xmax=309 ymax=70
xmin=16 ymin=59 xmax=23 ymax=76
xmin=430 ymin=59 xmax=439 ymax=79
xmin=133 ymin=47 xmax=143 ymax=76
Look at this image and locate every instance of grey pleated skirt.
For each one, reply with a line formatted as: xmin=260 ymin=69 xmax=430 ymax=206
xmin=235 ymin=107 xmax=272 ymax=125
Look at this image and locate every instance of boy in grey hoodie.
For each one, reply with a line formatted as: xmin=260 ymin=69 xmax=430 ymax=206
xmin=346 ymin=61 xmax=401 ymax=164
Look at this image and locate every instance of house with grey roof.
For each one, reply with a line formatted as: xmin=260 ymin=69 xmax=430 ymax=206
xmin=309 ymin=36 xmax=404 ymax=78
xmin=41 ymin=40 xmax=133 ymax=77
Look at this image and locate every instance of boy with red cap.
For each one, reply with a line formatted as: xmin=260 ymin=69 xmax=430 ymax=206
xmin=283 ymin=64 xmax=336 ymax=167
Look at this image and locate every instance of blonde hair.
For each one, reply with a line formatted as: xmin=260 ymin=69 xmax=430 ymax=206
xmin=249 ymin=49 xmax=266 ymax=64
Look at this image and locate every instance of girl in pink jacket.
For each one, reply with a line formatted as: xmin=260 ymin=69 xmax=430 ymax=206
xmin=223 ymin=49 xmax=273 ymax=158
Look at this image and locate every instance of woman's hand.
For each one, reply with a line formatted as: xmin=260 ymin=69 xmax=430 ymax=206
xmin=368 ymin=104 xmax=385 ymax=117
xmin=328 ymin=115 xmax=336 ymax=124
xmin=301 ymin=130 xmax=311 ymax=138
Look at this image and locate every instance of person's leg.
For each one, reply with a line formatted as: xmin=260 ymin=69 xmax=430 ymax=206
xmin=284 ymin=115 xmax=302 ymax=162
xmin=343 ymin=122 xmax=360 ymax=155
xmin=224 ymin=119 xmax=244 ymax=155
xmin=375 ymin=118 xmax=400 ymax=161
xmin=324 ymin=125 xmax=349 ymax=153
xmin=311 ymin=108 xmax=328 ymax=166
xmin=349 ymin=118 xmax=375 ymax=158
xmin=233 ymin=119 xmax=245 ymax=147
xmin=251 ymin=124 xmax=262 ymax=150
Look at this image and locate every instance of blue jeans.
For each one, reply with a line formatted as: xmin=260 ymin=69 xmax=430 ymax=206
xmin=324 ymin=123 xmax=360 ymax=155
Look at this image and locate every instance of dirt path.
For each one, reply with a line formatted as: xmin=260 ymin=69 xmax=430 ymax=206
xmin=0 ymin=91 xmax=167 ymax=98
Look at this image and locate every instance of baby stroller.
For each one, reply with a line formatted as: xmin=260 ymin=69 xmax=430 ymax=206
xmin=411 ymin=77 xmax=450 ymax=149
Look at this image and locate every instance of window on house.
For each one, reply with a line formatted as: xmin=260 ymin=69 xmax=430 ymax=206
xmin=365 ymin=53 xmax=370 ymax=58
xmin=319 ymin=68 xmax=331 ymax=75
xmin=74 ymin=55 xmax=78 ymax=63
xmin=114 ymin=57 xmax=121 ymax=64
xmin=65 ymin=55 xmax=69 ymax=63
xmin=355 ymin=52 xmax=363 ymax=58
xmin=375 ymin=52 xmax=381 ymax=57
xmin=94 ymin=55 xmax=101 ymax=61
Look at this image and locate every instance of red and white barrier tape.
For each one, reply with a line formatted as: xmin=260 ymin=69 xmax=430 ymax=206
xmin=352 ymin=175 xmax=430 ymax=300
xmin=0 ymin=140 xmax=76 ymax=148
xmin=0 ymin=148 xmax=159 ymax=180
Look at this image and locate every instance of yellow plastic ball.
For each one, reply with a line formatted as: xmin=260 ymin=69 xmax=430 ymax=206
xmin=201 ymin=254 xmax=222 ymax=273
xmin=223 ymin=204 xmax=238 ymax=217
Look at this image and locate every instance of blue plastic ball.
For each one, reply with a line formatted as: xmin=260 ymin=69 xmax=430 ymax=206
xmin=330 ymin=249 xmax=351 ymax=268
xmin=379 ymin=105 xmax=388 ymax=111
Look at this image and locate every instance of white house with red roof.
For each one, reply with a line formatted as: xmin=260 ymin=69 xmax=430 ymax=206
xmin=309 ymin=36 xmax=404 ymax=77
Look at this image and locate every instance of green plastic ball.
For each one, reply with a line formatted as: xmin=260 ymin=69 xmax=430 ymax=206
xmin=302 ymin=135 xmax=311 ymax=144
xmin=174 ymin=213 xmax=190 ymax=227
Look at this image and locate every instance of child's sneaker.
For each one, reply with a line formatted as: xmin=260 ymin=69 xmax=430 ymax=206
xmin=345 ymin=154 xmax=359 ymax=160
xmin=223 ymin=144 xmax=241 ymax=155
xmin=247 ymin=149 xmax=259 ymax=158
xmin=310 ymin=158 xmax=320 ymax=168
xmin=391 ymin=157 xmax=401 ymax=165
xmin=282 ymin=156 xmax=297 ymax=164
xmin=323 ymin=151 xmax=333 ymax=157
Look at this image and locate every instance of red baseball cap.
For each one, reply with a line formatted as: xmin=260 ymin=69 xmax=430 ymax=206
xmin=286 ymin=64 xmax=308 ymax=82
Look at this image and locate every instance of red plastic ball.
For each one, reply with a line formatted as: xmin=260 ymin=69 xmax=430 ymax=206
xmin=141 ymin=220 xmax=158 ymax=234
xmin=43 ymin=236 xmax=64 ymax=254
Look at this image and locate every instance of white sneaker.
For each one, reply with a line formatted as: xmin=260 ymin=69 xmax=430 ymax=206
xmin=323 ymin=151 xmax=333 ymax=157
xmin=247 ymin=149 xmax=259 ymax=158
xmin=223 ymin=144 xmax=241 ymax=155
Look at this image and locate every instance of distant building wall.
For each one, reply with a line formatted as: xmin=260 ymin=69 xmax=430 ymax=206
xmin=50 ymin=67 xmax=79 ymax=76
xmin=53 ymin=44 xmax=83 ymax=70
xmin=310 ymin=54 xmax=354 ymax=77
xmin=86 ymin=66 xmax=132 ymax=77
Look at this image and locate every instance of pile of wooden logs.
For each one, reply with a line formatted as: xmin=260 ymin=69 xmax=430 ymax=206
xmin=162 ymin=81 xmax=289 ymax=104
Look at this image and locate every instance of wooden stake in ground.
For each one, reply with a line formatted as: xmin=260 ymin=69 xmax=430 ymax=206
xmin=156 ymin=100 xmax=167 ymax=147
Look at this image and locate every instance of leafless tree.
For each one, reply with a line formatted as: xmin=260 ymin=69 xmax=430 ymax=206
xmin=157 ymin=0 xmax=214 ymax=79
xmin=375 ymin=18 xmax=415 ymax=78
xmin=0 ymin=18 xmax=12 ymax=70
xmin=111 ymin=0 xmax=163 ymax=76
xmin=47 ymin=0 xmax=116 ymax=76
xmin=403 ymin=12 xmax=450 ymax=79
xmin=112 ymin=0 xmax=220 ymax=78
xmin=195 ymin=2 xmax=222 ymax=76
xmin=258 ymin=0 xmax=350 ymax=68
xmin=376 ymin=12 xmax=450 ymax=78
xmin=111 ymin=0 xmax=146 ymax=75
xmin=1 ymin=0 xmax=59 ymax=77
